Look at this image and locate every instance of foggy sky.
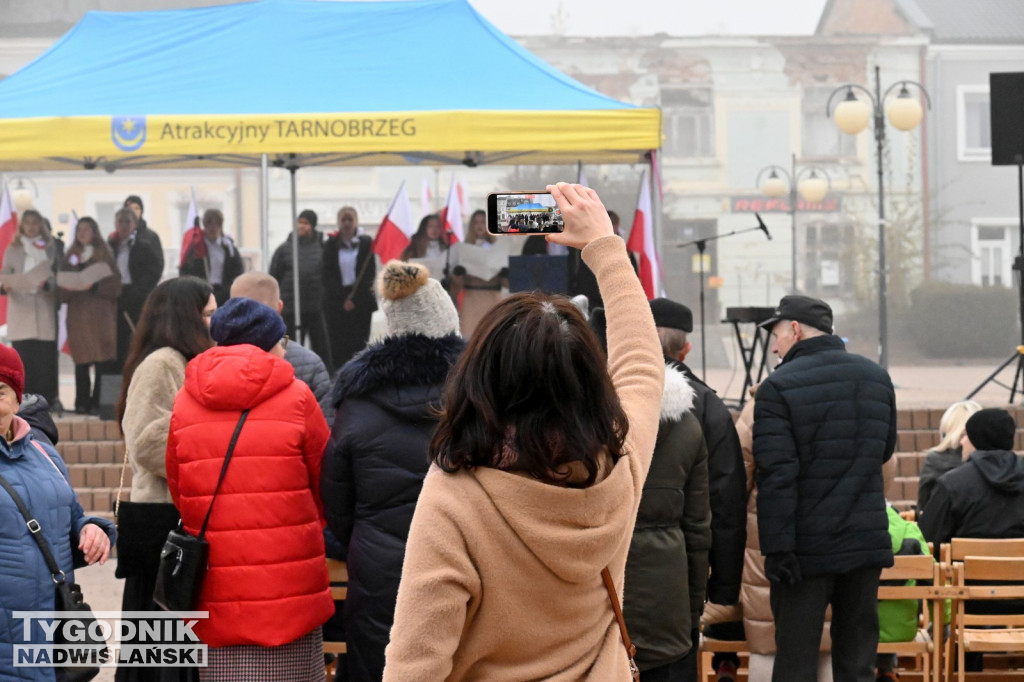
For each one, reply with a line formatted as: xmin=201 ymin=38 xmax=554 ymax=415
xmin=467 ymin=0 xmax=830 ymax=37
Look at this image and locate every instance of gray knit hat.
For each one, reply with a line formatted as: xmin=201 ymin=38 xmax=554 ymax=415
xmin=378 ymin=261 xmax=460 ymax=338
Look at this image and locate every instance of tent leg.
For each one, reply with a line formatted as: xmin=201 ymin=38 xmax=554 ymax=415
xmin=289 ymin=164 xmax=301 ymax=338
xmin=260 ymin=153 xmax=269 ymax=272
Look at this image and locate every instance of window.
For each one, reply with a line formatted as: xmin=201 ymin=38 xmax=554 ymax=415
xmin=802 ymin=87 xmax=857 ymax=159
xmin=958 ymin=86 xmax=991 ymax=162
xmin=971 ymin=222 xmax=1012 ymax=287
xmin=662 ymin=87 xmax=715 ymax=158
xmin=802 ymin=219 xmax=853 ymax=297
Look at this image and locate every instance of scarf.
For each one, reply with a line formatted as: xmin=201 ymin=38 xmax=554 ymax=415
xmin=20 ymin=234 xmax=49 ymax=272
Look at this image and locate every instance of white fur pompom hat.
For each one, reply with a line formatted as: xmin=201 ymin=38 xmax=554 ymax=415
xmin=378 ymin=260 xmax=461 ymax=338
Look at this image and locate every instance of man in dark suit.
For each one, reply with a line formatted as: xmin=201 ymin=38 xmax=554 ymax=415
xmin=110 ymin=205 xmax=164 ymax=369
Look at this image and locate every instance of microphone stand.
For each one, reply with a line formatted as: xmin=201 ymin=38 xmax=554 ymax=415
xmin=674 ymin=215 xmax=771 ymax=381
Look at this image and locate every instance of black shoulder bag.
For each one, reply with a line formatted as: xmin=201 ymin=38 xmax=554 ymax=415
xmin=0 ymin=467 xmax=105 ymax=682
xmin=153 ymin=410 xmax=249 ymax=613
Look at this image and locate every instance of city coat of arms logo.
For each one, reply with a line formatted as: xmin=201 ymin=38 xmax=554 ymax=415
xmin=111 ymin=116 xmax=147 ymax=152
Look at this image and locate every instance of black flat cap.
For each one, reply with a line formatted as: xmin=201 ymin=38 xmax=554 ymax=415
xmin=758 ymin=295 xmax=833 ymax=334
xmin=650 ymin=298 xmax=693 ymax=333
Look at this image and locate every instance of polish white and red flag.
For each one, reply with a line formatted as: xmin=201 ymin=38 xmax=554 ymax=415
xmin=373 ymin=181 xmax=416 ymax=263
xmin=420 ymin=178 xmax=433 ymax=218
xmin=57 ymin=211 xmax=78 ymax=355
xmin=439 ymin=176 xmax=464 ymax=243
xmin=625 ymin=168 xmax=662 ymax=300
xmin=0 ymin=182 xmax=17 ymax=327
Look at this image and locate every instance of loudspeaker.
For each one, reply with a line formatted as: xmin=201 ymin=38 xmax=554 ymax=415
xmin=97 ymin=373 xmax=122 ymax=421
xmin=990 ymin=72 xmax=1024 ymax=166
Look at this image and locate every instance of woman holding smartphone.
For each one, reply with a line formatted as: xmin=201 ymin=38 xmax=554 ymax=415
xmin=383 ymin=184 xmax=663 ymax=680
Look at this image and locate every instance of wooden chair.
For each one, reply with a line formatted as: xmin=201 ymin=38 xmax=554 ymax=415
xmin=939 ymin=539 xmax=1024 ymax=680
xmin=324 ymin=559 xmax=348 ymax=679
xmin=952 ymin=555 xmax=1024 ymax=682
xmin=950 ymin=538 xmax=1024 ymax=562
xmin=876 ymin=553 xmax=944 ymax=682
xmin=698 ymin=636 xmax=749 ymax=682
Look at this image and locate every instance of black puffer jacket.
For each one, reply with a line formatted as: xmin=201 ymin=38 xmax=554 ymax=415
xmin=919 ymin=449 xmax=1024 ymax=545
xmin=672 ymin=360 xmax=746 ymax=605
xmin=624 ymin=363 xmax=711 ymax=671
xmin=320 ymin=332 xmax=464 ymax=682
xmin=269 ymin=230 xmax=324 ymax=314
xmin=753 ymin=334 xmax=896 ymax=577
xmin=917 ymin=447 xmax=963 ymax=512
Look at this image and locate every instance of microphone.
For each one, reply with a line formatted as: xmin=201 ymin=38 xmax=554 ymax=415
xmin=755 ymin=213 xmax=772 ymax=240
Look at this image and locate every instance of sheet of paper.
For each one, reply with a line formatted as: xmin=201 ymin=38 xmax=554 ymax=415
xmin=0 ymin=261 xmax=52 ymax=293
xmin=408 ymin=254 xmax=450 ymax=281
xmin=453 ymin=243 xmax=509 ymax=281
xmin=57 ymin=262 xmax=115 ymax=291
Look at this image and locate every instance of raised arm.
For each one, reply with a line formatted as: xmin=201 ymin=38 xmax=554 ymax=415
xmin=547 ymin=183 xmax=663 ymax=484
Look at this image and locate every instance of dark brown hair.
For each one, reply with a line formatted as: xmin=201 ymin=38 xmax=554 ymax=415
xmin=116 ymin=276 xmax=215 ymax=427
xmin=64 ymin=217 xmax=115 ymax=267
xmin=430 ymin=292 xmax=628 ymax=487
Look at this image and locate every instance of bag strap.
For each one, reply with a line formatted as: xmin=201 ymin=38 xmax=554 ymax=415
xmin=598 ymin=565 xmax=634 ymax=659
xmin=197 ymin=410 xmax=250 ymax=540
xmin=0 ymin=470 xmax=65 ymax=582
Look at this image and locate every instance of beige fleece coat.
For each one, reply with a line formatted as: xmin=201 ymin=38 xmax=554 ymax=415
xmin=122 ymin=347 xmax=187 ymax=503
xmin=382 ymin=236 xmax=664 ymax=681
xmin=1 ymin=238 xmax=59 ymax=342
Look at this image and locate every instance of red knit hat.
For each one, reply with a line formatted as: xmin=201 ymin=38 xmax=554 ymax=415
xmin=0 ymin=344 xmax=25 ymax=403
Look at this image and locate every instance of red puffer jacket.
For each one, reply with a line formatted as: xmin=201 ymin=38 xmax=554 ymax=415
xmin=166 ymin=344 xmax=333 ymax=647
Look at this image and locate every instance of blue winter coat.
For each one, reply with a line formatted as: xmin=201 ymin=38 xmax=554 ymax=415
xmin=0 ymin=416 xmax=117 ymax=682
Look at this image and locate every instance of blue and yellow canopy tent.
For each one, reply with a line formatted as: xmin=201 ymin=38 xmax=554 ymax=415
xmin=0 ymin=0 xmax=662 ymax=320
xmin=0 ymin=0 xmax=661 ymax=171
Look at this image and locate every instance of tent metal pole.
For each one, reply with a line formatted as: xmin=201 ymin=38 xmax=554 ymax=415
xmin=260 ymin=153 xmax=269 ymax=271
xmin=289 ymin=164 xmax=301 ymax=338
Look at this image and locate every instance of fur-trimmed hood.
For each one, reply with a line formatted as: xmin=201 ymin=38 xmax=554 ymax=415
xmin=661 ymin=362 xmax=696 ymax=422
xmin=331 ymin=332 xmax=464 ymax=407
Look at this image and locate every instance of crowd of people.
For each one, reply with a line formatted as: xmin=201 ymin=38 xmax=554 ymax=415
xmin=0 ymin=183 xmax=1021 ymax=682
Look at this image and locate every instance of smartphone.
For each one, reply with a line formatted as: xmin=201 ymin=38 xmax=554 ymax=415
xmin=487 ymin=192 xmax=564 ymax=235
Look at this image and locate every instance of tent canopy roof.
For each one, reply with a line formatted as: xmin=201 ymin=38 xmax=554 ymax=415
xmin=0 ymin=0 xmax=661 ymax=170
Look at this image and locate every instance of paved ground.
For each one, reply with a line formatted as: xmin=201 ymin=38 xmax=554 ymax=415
xmin=694 ymin=359 xmax=1024 ymax=409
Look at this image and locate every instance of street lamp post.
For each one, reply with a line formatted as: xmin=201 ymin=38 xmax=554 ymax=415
xmin=826 ymin=66 xmax=930 ymax=369
xmin=757 ymin=154 xmax=831 ymax=293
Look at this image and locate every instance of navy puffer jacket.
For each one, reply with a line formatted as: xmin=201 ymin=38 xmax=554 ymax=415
xmin=753 ymin=334 xmax=896 ymax=578
xmin=321 ymin=332 xmax=464 ymax=682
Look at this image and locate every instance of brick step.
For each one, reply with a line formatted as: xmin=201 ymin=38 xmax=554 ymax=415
xmin=895 ymin=406 xmax=1024 ymax=431
xmin=56 ymin=440 xmax=125 ymax=464
xmin=894 ymin=451 xmax=926 ymax=477
xmin=67 ymin=462 xmax=130 ymax=491
xmin=54 ymin=418 xmax=121 ymax=443
xmin=76 ymin=487 xmax=121 ymax=517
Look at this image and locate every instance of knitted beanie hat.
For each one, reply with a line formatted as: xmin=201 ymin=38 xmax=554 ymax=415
xmin=210 ymin=298 xmax=287 ymax=352
xmin=965 ymin=407 xmax=1017 ymax=452
xmin=378 ymin=261 xmax=460 ymax=338
xmin=0 ymin=344 xmax=25 ymax=403
xmin=298 ymin=209 xmax=318 ymax=228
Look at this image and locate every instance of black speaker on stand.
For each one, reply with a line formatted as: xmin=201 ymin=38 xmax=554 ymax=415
xmin=967 ymin=72 xmax=1024 ymax=402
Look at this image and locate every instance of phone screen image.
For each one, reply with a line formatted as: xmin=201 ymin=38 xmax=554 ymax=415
xmin=487 ymin=192 xmax=564 ymax=235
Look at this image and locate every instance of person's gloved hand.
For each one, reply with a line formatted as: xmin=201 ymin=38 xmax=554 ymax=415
xmin=764 ymin=552 xmax=802 ymax=585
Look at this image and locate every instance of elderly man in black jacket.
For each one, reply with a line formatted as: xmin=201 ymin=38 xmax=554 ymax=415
xmin=754 ymin=295 xmax=896 ymax=682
